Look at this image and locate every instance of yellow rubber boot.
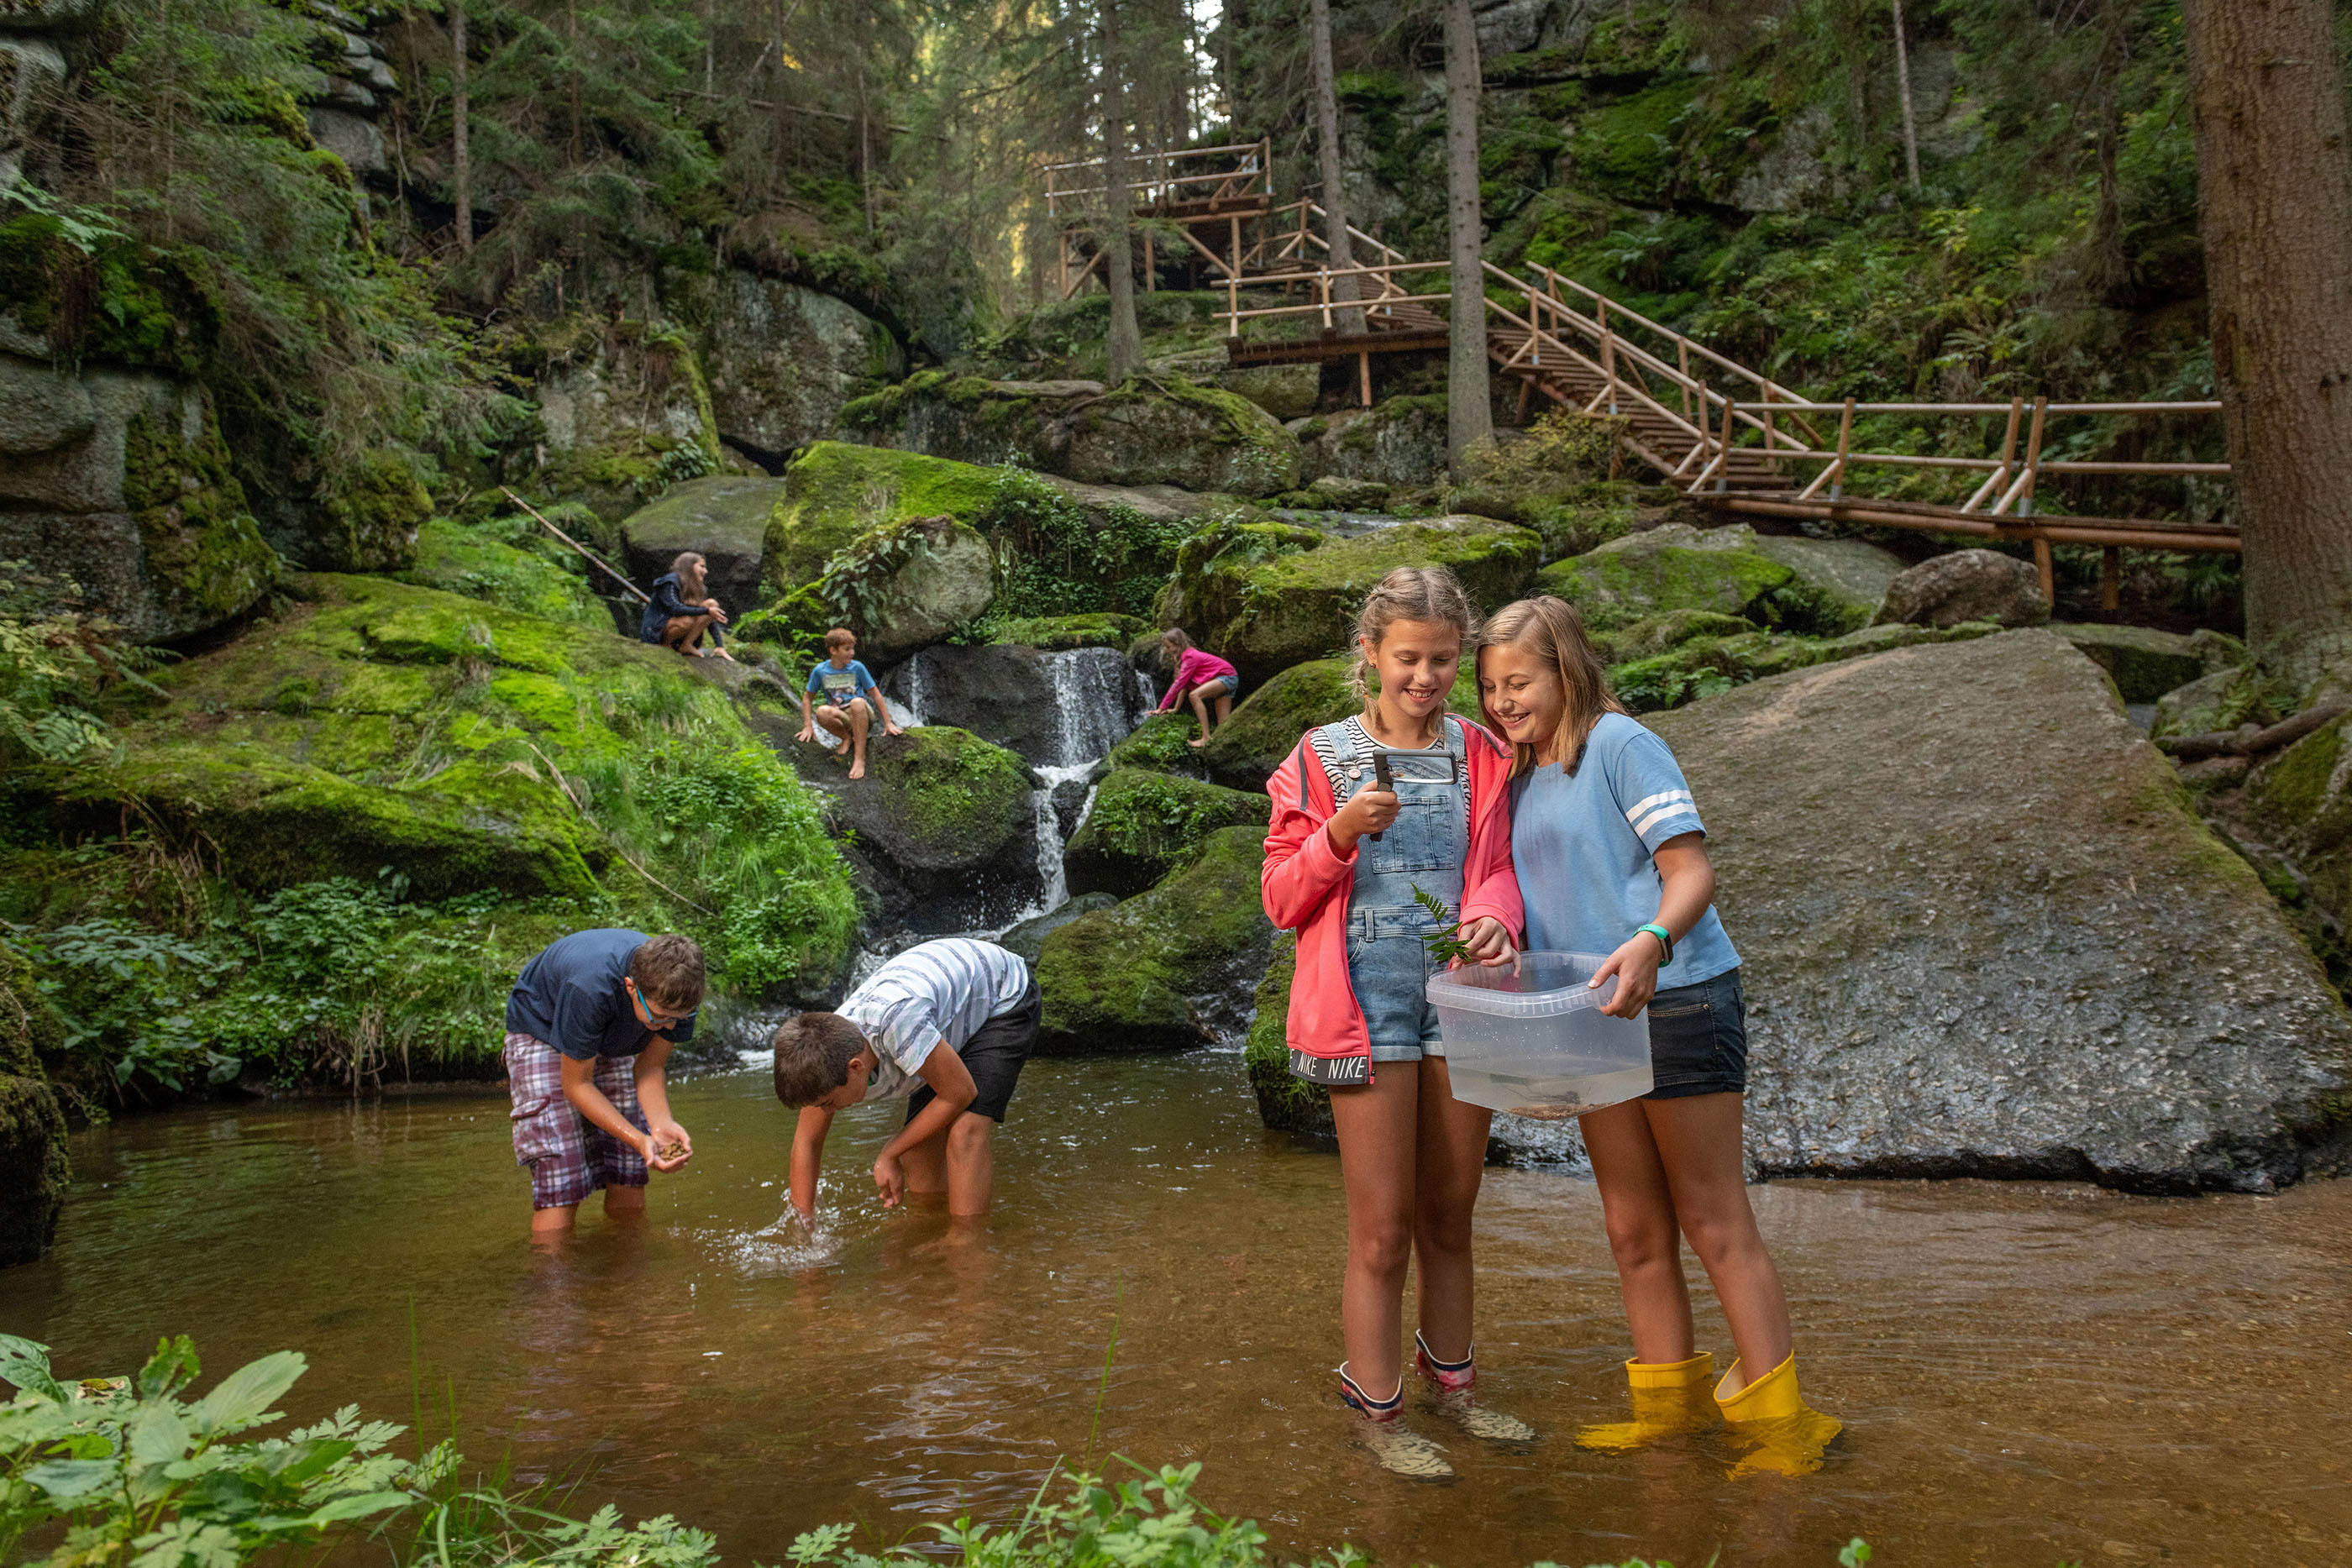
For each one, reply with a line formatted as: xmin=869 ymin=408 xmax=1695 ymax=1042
xmin=1714 ymin=1353 xmax=1843 ymax=1478
xmin=1572 ymin=1351 xmax=1716 ymax=1454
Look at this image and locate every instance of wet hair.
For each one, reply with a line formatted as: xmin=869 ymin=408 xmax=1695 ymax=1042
xmin=627 ymin=934 xmax=706 ymax=1014
xmin=1347 ymin=564 xmax=1480 ymax=704
xmin=670 ymin=552 xmax=707 ymax=596
xmin=771 ymin=1011 xmax=869 ymax=1106
xmin=1159 ymin=627 xmax=1193 ymax=668
xmin=1478 ymin=595 xmax=1629 ymax=778
xmin=824 ymin=627 xmax=857 ymax=652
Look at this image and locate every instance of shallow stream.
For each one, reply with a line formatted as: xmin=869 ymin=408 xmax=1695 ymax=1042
xmin=5 ymin=1056 xmax=2347 ymax=1566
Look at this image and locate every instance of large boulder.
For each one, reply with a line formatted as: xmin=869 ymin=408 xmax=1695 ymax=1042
xmin=1535 ymin=522 xmax=1809 ymax=632
xmin=1196 ymin=658 xmax=1360 ymax=791
xmin=1648 ymin=628 xmax=2352 ymax=1191
xmin=884 ymin=644 xmax=1142 ymax=768
xmin=702 ymin=271 xmax=903 ymax=463
xmin=0 ymin=355 xmax=274 ymax=641
xmin=394 ymin=518 xmax=608 ymax=627
xmin=528 ymin=321 xmax=726 ymax=529
xmin=825 ymin=726 xmax=1038 ymax=931
xmin=617 ymin=475 xmax=784 ymax=616
xmin=1289 ymin=398 xmax=1449 ymax=489
xmin=761 ymin=441 xmax=999 ymax=592
xmin=1873 ymin=548 xmax=2050 ymax=630
xmin=1609 ymin=620 xmax=2001 ymax=712
xmin=847 ymin=372 xmax=1300 ymax=496
xmin=2052 ymin=622 xmax=2238 ymax=705
xmin=1749 ymin=533 xmax=1909 ymax=632
xmin=1062 ymin=768 xmax=1272 ymax=899
xmin=1033 ymin=824 xmax=1278 ymax=1053
xmin=994 ymin=892 xmax=1118 ymax=966
xmin=1160 ymin=514 xmax=1541 ymax=686
xmin=1215 ymin=363 xmax=1320 ymax=420
xmin=806 ymin=515 xmax=995 ymax=664
xmin=2239 ymin=711 xmax=2352 ymax=973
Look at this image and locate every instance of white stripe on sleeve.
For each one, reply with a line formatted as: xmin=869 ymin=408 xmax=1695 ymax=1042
xmin=1632 ymin=803 xmax=1702 ymax=839
xmin=1624 ymin=789 xmax=1692 ymax=825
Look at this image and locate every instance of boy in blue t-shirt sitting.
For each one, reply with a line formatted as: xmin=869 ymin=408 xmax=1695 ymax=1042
xmin=796 ymin=627 xmax=903 ymax=779
xmin=503 ymin=929 xmax=703 ymax=1233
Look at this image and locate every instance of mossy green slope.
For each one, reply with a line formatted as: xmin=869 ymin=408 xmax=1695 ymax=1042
xmin=1536 ymin=522 xmax=1795 ymax=632
xmin=396 ymin=517 xmax=609 ymax=627
xmin=761 ymin=440 xmax=1000 ymax=590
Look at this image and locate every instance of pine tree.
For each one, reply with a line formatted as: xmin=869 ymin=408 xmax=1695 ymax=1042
xmin=1441 ymin=0 xmax=1491 ymax=469
xmin=1100 ymin=0 xmax=1144 ymax=384
xmin=1307 ymin=0 xmax=1361 ymax=333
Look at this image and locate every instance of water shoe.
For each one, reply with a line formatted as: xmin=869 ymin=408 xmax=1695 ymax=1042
xmin=1714 ymin=1353 xmax=1843 ymax=1478
xmin=1415 ymin=1333 xmax=1536 ymax=1443
xmin=1340 ymin=1361 xmax=1456 ymax=1481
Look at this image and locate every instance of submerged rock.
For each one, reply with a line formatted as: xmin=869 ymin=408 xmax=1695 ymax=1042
xmin=1160 ymin=514 xmax=1541 ymax=686
xmin=1063 ymin=768 xmax=1272 ymax=899
xmin=1034 ymin=825 xmax=1278 ymax=1053
xmin=617 ymin=475 xmax=785 ymax=616
xmin=1648 ymin=628 xmax=2352 ymax=1191
xmin=826 ymin=726 xmax=1038 ymax=931
xmin=1874 ymin=548 xmax=2050 ymax=630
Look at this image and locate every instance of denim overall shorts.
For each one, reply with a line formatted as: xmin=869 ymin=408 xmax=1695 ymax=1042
xmin=1320 ymin=717 xmax=1471 ymax=1065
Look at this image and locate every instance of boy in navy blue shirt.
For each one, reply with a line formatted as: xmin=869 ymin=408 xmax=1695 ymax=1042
xmin=795 ymin=627 xmax=903 ymax=779
xmin=503 ymin=929 xmax=704 ymax=1233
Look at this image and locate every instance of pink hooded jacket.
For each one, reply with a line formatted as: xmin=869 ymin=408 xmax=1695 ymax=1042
xmin=1259 ymin=716 xmax=1525 ymax=1083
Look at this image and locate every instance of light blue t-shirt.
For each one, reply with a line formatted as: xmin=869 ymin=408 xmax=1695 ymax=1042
xmin=805 ymin=658 xmax=876 ymax=706
xmin=1508 ymin=712 xmax=1740 ymax=985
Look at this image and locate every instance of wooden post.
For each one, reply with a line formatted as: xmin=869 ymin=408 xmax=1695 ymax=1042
xmin=1142 ymin=228 xmax=1155 ymax=291
xmin=1320 ymin=270 xmax=1333 ymax=329
xmin=2034 ymin=537 xmax=2055 ymax=605
xmin=1677 ymin=341 xmax=1692 ymax=422
xmin=1229 ymin=213 xmax=1242 ymax=277
xmin=1359 ymin=351 xmax=1372 ymax=408
xmin=1058 ymin=229 xmax=1068 ymax=297
xmin=1832 ymin=396 xmax=1855 ymax=500
xmin=1515 ymin=376 xmax=1532 ymax=423
xmin=1761 ymin=387 xmax=1778 ymax=471
xmin=1226 ymin=273 xmax=1238 ymax=338
xmin=2019 ymin=395 xmax=2049 ymax=517
xmin=2102 ymin=545 xmax=2122 ymax=611
xmin=1718 ymin=393 xmax=1735 ymax=492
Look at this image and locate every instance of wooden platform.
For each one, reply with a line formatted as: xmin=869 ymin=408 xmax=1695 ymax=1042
xmin=1225 ymin=328 xmax=1450 ymax=367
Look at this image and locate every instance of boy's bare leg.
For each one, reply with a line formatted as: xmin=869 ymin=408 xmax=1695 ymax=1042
xmin=944 ymin=1114 xmax=995 ymax=1216
xmin=815 ymin=704 xmax=851 ymax=748
xmin=530 ymin=1202 xmax=577 ymax=1233
xmin=848 ymin=696 xmax=873 ymax=779
xmin=603 ymin=1184 xmax=648 ymax=1221
xmin=899 ymin=1120 xmax=951 ymax=1194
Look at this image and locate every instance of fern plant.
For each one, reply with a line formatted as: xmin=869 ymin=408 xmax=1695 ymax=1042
xmin=1412 ymin=884 xmax=1474 ymax=966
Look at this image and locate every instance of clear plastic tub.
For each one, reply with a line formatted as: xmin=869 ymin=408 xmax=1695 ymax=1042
xmin=1426 ymin=952 xmax=1654 ymax=1119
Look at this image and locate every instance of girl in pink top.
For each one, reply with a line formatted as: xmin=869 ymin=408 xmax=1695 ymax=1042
xmin=1259 ymin=565 xmax=1528 ymax=1479
xmin=1155 ymin=629 xmax=1239 ymax=747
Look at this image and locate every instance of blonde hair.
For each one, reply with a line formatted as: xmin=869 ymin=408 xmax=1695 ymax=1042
xmin=669 ymin=551 xmax=707 ymax=597
xmin=1160 ymin=627 xmax=1193 ymax=669
xmin=1347 ymin=565 xmax=1480 ymax=705
xmin=1478 ymin=595 xmax=1629 ymax=777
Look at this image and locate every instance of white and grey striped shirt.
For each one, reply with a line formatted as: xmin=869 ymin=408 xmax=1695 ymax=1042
xmin=837 ymin=939 xmax=1032 ymax=1101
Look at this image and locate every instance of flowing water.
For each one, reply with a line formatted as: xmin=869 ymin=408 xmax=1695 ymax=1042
xmin=7 ymin=1056 xmax=2347 ymax=1567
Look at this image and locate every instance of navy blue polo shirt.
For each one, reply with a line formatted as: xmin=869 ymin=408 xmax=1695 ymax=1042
xmin=505 ymin=929 xmax=697 ymax=1062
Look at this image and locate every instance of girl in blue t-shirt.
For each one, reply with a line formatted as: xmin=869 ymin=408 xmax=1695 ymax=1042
xmin=1476 ymin=594 xmax=1839 ymax=1477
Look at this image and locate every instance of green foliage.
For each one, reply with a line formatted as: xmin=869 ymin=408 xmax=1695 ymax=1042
xmin=0 ymin=562 xmax=167 ymax=768
xmin=1412 ymin=884 xmax=1473 ymax=966
xmin=975 ymin=466 xmax=1194 ymax=624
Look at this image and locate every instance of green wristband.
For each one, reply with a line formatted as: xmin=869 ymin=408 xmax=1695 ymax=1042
xmin=1637 ymin=923 xmax=1674 ymax=966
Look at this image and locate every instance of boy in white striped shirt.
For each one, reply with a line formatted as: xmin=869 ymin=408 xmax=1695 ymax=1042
xmin=769 ymin=938 xmax=1038 ymax=1219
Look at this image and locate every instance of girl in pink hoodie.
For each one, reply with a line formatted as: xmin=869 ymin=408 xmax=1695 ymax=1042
xmin=1259 ymin=564 xmax=1528 ymax=1479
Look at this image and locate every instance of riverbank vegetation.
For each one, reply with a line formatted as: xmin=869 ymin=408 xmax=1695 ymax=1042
xmin=3 ymin=1333 xmax=1847 ymax=1568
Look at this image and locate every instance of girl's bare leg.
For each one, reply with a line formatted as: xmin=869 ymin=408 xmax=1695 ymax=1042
xmin=1410 ymin=1057 xmax=1491 ymax=1361
xmin=1214 ymin=695 xmax=1233 ymax=727
xmin=1187 ymin=685 xmax=1214 ymax=745
xmin=1644 ymin=1093 xmax=1792 ymax=1387
xmin=1580 ymin=1098 xmax=1697 ymax=1365
xmin=1329 ymin=1064 xmax=1422 ymax=1397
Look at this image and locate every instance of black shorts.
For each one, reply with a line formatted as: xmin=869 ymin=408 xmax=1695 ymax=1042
xmin=1644 ymin=967 xmax=1748 ymax=1100
xmin=908 ymin=978 xmax=1040 ymax=1125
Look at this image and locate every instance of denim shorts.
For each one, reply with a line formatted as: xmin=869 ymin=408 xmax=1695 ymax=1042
xmin=1643 ymin=967 xmax=1748 ymax=1099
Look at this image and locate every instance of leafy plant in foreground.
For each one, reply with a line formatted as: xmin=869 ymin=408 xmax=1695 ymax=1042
xmin=1413 ymin=884 xmax=1474 ymax=966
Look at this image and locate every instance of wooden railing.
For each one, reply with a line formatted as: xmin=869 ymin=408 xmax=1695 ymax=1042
xmin=1221 ymin=257 xmax=1444 ymax=336
xmin=1043 ymin=139 xmax=1271 ymax=219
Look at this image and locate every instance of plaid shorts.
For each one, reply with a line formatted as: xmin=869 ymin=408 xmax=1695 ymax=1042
xmin=505 ymin=1033 xmax=648 ymax=1209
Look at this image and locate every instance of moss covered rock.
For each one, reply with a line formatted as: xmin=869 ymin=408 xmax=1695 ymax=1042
xmin=703 ymin=270 xmax=904 ymax=461
xmin=1749 ymin=533 xmax=1909 ymax=633
xmin=761 ymin=440 xmax=999 ymax=591
xmin=1536 ymin=522 xmax=1798 ymax=632
xmin=1243 ymin=932 xmax=1330 ymax=1139
xmin=397 ymin=518 xmax=609 ymax=627
xmin=316 ymin=449 xmax=431 ymax=573
xmin=1160 ymin=514 xmax=1542 ymax=686
xmin=987 ymin=612 xmax=1147 ymax=651
xmin=1873 ymin=548 xmax=2050 ymax=630
xmin=812 ymin=514 xmax=995 ymax=663
xmin=2053 ymin=622 xmax=2238 ymax=705
xmin=1033 ymin=824 xmax=1278 ymax=1053
xmin=1609 ymin=619 xmax=2001 ymax=713
xmin=618 ymin=475 xmax=785 ymax=616
xmin=0 ymin=945 xmax=69 ymax=1267
xmin=1649 ymin=628 xmax=2352 ymax=1191
xmin=1291 ymin=398 xmax=1449 ymax=488
xmin=848 ymin=371 xmax=1299 ymax=496
xmin=526 ymin=319 xmax=726 ymax=528
xmin=1063 ymin=768 xmax=1272 ymax=899
xmin=1197 ymin=658 xmax=1359 ymax=791
xmin=827 ymin=725 xmax=1037 ymax=931
xmin=1102 ymin=711 xmax=1211 ymax=779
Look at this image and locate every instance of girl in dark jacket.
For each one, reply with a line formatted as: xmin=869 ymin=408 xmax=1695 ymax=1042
xmin=641 ymin=552 xmax=732 ymax=658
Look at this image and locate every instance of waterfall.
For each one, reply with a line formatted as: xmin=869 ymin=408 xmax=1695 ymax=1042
xmin=1005 ymin=648 xmax=1136 ymax=921
xmin=898 ymin=656 xmax=929 ymax=729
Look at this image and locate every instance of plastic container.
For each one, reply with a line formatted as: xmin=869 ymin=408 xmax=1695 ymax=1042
xmin=1426 ymin=952 xmax=1653 ymax=1120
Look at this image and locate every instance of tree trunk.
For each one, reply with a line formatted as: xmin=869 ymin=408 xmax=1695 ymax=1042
xmin=565 ymin=0 xmax=583 ymax=165
xmin=451 ymin=0 xmax=473 ymax=254
xmin=1890 ymin=0 xmax=1919 ymax=192
xmin=1441 ymin=0 xmax=1490 ymax=469
xmin=1308 ymin=0 xmax=1362 ymax=333
xmin=2181 ymin=0 xmax=2352 ymax=687
xmin=1100 ymin=0 xmax=1145 ymax=384
xmin=855 ymin=0 xmax=875 ymax=233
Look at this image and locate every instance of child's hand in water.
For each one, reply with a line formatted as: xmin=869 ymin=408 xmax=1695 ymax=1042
xmin=1454 ymin=916 xmax=1520 ymax=970
xmin=872 ymin=1151 xmax=906 ymax=1208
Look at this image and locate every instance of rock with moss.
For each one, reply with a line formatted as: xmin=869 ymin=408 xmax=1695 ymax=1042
xmin=1159 ymin=514 xmax=1541 ymax=686
xmin=1063 ymin=768 xmax=1272 ymax=899
xmin=808 ymin=515 xmax=995 ymax=663
xmin=1748 ymin=533 xmax=1910 ymax=632
xmin=23 ymin=573 xmax=860 ymax=1000
xmin=525 ymin=318 xmax=727 ymax=529
xmin=0 ymin=356 xmax=275 ymax=641
xmin=2239 ymin=713 xmax=2352 ymax=988
xmin=1243 ymin=932 xmax=1328 ymax=1138
xmin=1590 ymin=609 xmax=1760 ymax=665
xmin=316 ymin=449 xmax=431 ymax=572
xmin=826 ymin=725 xmax=1037 ymax=931
xmin=883 ymin=644 xmax=1142 ymax=767
xmin=761 ymin=440 xmax=1000 ymax=591
xmin=1102 ymin=711 xmax=1211 ymax=779
xmin=1609 ymin=619 xmax=2001 ymax=713
xmin=1196 ymin=658 xmax=1359 ymax=791
xmin=617 ymin=475 xmax=785 ymax=616
xmin=1033 ymin=824 xmax=1278 ymax=1053
xmin=396 ymin=518 xmax=609 ymax=627
xmin=1536 ymin=522 xmax=1809 ymax=632
xmin=2053 ymin=622 xmax=2239 ymax=705
xmin=703 ymin=270 xmax=904 ymax=462
xmin=847 ymin=371 xmax=1299 ymax=496
xmin=986 ymin=612 xmax=1148 ymax=651
xmin=1873 ymin=548 xmax=2050 ymax=630
xmin=995 ymin=892 xmax=1119 ymax=966
xmin=2151 ymin=659 xmax=2283 ymax=742
xmin=1646 ymin=628 xmax=2352 ymax=1191
xmin=0 ymin=944 xmax=69 ymax=1267
xmin=1215 ymin=363 xmax=1320 ymax=420
xmin=1291 ymin=398 xmax=1449 ymax=488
